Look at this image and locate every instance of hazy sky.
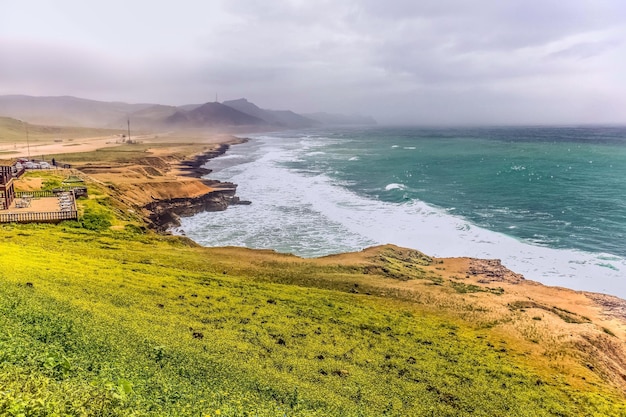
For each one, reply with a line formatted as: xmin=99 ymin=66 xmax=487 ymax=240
xmin=2 ymin=0 xmax=626 ymax=124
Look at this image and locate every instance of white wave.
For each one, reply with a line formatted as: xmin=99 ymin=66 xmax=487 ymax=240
xmin=211 ymin=154 xmax=243 ymax=160
xmin=349 ymin=156 xmax=359 ymax=161
xmin=385 ymin=183 xmax=406 ymax=191
xmin=179 ymin=134 xmax=626 ymax=299
xmin=404 ymin=146 xmax=417 ymax=150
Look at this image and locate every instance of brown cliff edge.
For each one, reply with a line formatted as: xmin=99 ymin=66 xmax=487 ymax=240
xmin=142 ymin=141 xmax=252 ymax=231
xmin=66 ymin=133 xmax=252 ymax=231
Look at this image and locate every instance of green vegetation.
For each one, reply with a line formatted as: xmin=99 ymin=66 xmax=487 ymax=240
xmin=508 ymin=301 xmax=592 ymax=324
xmin=0 ymin=225 xmax=623 ymax=416
xmin=450 ymin=281 xmax=504 ymax=295
xmin=0 ymin=176 xmax=624 ymax=416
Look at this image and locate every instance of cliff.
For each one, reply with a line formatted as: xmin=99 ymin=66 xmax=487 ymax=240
xmin=68 ymin=135 xmax=251 ymax=231
xmin=144 ymin=182 xmax=249 ymax=231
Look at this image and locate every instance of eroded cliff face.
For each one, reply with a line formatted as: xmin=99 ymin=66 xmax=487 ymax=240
xmin=71 ymin=139 xmax=252 ymax=231
xmin=144 ymin=183 xmax=250 ymax=231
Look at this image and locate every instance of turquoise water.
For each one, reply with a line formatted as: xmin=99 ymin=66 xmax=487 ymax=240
xmin=288 ymin=126 xmax=626 ymax=257
xmin=179 ymin=126 xmax=626 ymax=298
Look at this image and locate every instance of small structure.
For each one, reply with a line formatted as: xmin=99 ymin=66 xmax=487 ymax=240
xmin=0 ymin=159 xmax=17 ymax=210
xmin=0 ymin=159 xmax=82 ymax=223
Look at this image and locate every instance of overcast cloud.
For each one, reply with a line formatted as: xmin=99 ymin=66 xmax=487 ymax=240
xmin=1 ymin=0 xmax=625 ymax=124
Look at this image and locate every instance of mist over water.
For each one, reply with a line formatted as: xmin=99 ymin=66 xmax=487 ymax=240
xmin=178 ymin=126 xmax=626 ymax=298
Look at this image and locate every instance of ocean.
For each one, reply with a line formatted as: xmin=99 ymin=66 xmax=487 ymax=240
xmin=177 ymin=126 xmax=626 ymax=299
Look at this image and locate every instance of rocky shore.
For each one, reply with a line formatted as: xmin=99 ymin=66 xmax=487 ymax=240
xmin=143 ymin=141 xmax=251 ymax=231
xmin=145 ymin=181 xmax=250 ymax=231
xmin=175 ymin=143 xmax=236 ymax=178
xmin=66 ymin=134 xmax=252 ymax=232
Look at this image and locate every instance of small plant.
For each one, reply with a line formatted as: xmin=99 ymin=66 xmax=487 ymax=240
xmin=80 ymin=209 xmax=112 ymax=231
xmin=602 ymin=327 xmax=616 ymax=337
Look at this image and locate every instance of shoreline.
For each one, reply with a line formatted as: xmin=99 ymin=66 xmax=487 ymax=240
xmin=180 ymin=129 xmax=626 ymax=301
xmin=11 ymin=129 xmax=626 ymax=307
xmin=174 ymin=133 xmax=626 ymax=305
xmin=142 ymin=137 xmax=252 ymax=231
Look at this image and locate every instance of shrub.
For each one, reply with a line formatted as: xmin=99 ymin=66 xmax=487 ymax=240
xmin=81 ymin=209 xmax=112 ymax=231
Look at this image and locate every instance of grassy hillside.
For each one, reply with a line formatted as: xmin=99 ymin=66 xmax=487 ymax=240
xmin=0 ymin=174 xmax=625 ymax=416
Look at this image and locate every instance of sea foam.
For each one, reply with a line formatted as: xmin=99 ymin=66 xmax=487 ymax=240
xmin=385 ymin=183 xmax=406 ymax=191
xmin=179 ymin=134 xmax=626 ymax=299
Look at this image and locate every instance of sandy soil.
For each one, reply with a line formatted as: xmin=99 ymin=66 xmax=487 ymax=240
xmin=5 ymin=129 xmax=239 ymax=158
xmin=8 ymin=135 xmax=123 ymax=158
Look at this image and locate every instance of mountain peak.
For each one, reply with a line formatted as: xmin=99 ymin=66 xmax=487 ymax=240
xmin=223 ymin=98 xmax=319 ymax=129
xmin=164 ymin=101 xmax=266 ymax=127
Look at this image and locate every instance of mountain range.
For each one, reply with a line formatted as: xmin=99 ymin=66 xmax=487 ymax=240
xmin=0 ymin=95 xmax=376 ymax=130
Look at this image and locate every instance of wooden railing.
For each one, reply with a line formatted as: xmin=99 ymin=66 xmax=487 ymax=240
xmin=15 ymin=190 xmax=57 ymax=198
xmin=0 ymin=210 xmax=78 ymax=224
xmin=15 ymin=187 xmax=86 ymax=199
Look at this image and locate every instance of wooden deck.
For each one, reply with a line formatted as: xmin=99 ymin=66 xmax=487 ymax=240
xmin=5 ymin=196 xmax=63 ymax=213
xmin=0 ymin=194 xmax=78 ymax=223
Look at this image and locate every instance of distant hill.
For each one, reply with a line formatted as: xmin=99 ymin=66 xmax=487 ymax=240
xmin=222 ymin=99 xmax=270 ymax=123
xmin=267 ymin=110 xmax=320 ymax=129
xmin=0 ymin=95 xmax=152 ymax=128
xmin=304 ymin=112 xmax=377 ymax=126
xmin=177 ymin=103 xmax=203 ymax=112
xmin=223 ymin=98 xmax=319 ymax=129
xmin=164 ymin=102 xmax=267 ymax=127
xmin=0 ymin=94 xmax=376 ymax=130
xmin=129 ymin=104 xmax=179 ymax=128
xmin=130 ymin=104 xmax=179 ymax=122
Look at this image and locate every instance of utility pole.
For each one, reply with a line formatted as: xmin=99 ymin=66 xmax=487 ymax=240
xmin=127 ymin=117 xmax=131 ymax=143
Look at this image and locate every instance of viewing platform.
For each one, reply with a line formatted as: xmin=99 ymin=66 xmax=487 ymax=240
xmin=0 ymin=190 xmax=78 ymax=224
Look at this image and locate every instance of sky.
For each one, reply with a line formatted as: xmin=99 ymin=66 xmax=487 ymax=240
xmin=1 ymin=0 xmax=626 ymax=125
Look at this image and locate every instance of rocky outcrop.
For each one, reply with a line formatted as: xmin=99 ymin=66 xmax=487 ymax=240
xmin=176 ymin=143 xmax=234 ymax=178
xmin=469 ymin=258 xmax=525 ymax=284
xmin=142 ymin=142 xmax=251 ymax=230
xmin=145 ymin=182 xmax=250 ymax=231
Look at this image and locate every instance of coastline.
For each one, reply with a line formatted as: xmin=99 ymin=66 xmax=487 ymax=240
xmin=5 ymin=130 xmax=626 ymax=399
xmin=170 ymin=136 xmax=626 ymax=306
xmin=145 ymin=139 xmax=252 ymax=231
xmin=18 ymin=128 xmax=626 ymax=314
xmin=177 ymin=128 xmax=626 ymax=301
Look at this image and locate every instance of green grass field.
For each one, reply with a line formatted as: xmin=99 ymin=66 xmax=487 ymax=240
xmin=0 ymin=177 xmax=625 ymax=416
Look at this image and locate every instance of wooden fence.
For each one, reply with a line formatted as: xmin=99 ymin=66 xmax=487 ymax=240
xmin=0 ymin=210 xmax=78 ymax=224
xmin=15 ymin=190 xmax=56 ymax=198
xmin=15 ymin=188 xmax=86 ymax=199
